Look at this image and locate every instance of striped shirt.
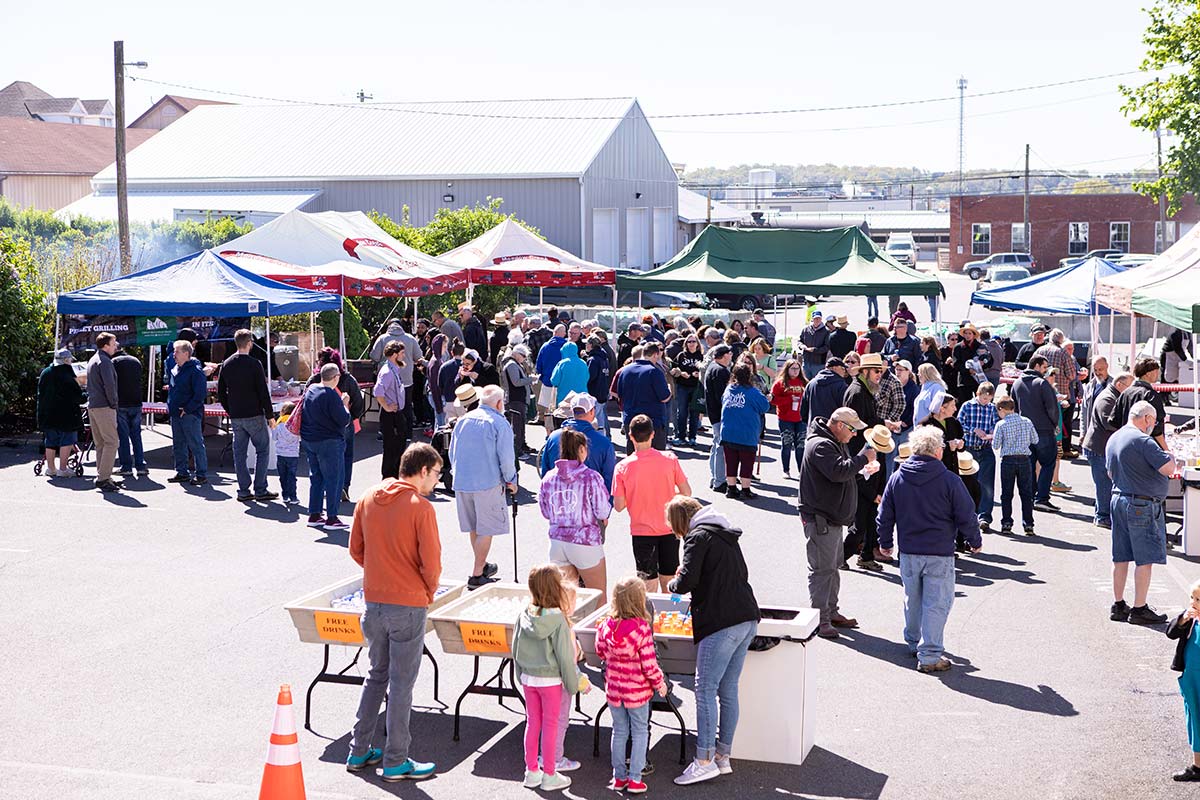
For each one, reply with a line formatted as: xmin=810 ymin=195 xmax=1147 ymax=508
xmin=958 ymin=398 xmax=999 ymax=450
xmin=992 ymin=413 xmax=1040 ymax=457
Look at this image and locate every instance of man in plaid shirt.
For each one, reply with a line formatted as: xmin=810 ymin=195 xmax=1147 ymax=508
xmin=992 ymin=396 xmax=1039 ymax=535
xmin=1036 ymin=328 xmax=1077 ymax=454
xmin=958 ymin=382 xmax=1000 ymax=530
xmin=876 ymin=367 xmax=907 ymax=476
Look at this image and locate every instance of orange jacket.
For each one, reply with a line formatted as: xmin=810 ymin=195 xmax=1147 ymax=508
xmin=349 ymin=479 xmax=442 ymax=607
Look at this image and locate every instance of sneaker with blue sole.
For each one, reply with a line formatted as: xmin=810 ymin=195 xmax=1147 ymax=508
xmin=346 ymin=748 xmax=383 ymax=772
xmin=382 ymin=758 xmax=436 ymax=782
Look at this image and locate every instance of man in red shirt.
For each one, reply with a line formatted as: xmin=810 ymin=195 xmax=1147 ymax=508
xmin=613 ymin=415 xmax=692 ymax=592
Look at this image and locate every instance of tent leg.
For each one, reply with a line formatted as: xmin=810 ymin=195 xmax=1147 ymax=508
xmin=266 ymin=315 xmax=272 ymax=384
xmin=309 ymin=312 xmax=316 ymax=373
xmin=782 ymin=296 xmax=788 ymax=341
xmin=339 ymin=295 xmax=347 ymax=356
xmin=1152 ymin=320 xmax=1159 ymax=367
xmin=1129 ymin=312 xmax=1136 ymax=370
xmin=146 ymin=345 xmax=157 ymax=430
xmin=540 ymin=286 xmax=544 ymax=319
xmin=612 ymin=286 xmax=618 ymax=335
xmin=1108 ymin=312 xmax=1115 ymax=365
xmin=638 ymin=291 xmax=643 ymax=312
xmin=1193 ymin=349 xmax=1198 ymax=432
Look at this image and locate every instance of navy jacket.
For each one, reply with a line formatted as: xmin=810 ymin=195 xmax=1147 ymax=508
xmin=587 ymin=346 xmax=612 ymax=403
xmin=802 ymin=368 xmax=849 ymax=424
xmin=617 ymin=360 xmax=670 ymax=425
xmin=1011 ymin=369 xmax=1059 ymax=434
xmin=300 ymin=384 xmax=351 ymax=442
xmin=438 ymin=358 xmax=462 ymax=403
xmin=167 ymin=358 xmax=206 ymax=417
xmin=877 ymin=454 xmax=981 ymax=555
xmin=881 ymin=334 xmax=921 ymax=367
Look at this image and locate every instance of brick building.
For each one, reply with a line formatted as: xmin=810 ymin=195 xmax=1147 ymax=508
xmin=948 ymin=193 xmax=1200 ymax=272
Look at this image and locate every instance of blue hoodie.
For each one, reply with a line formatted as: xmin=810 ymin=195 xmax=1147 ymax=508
xmin=877 ymin=454 xmax=980 ymax=556
xmin=718 ymin=384 xmax=770 ymax=447
xmin=549 ymin=342 xmax=589 ymax=403
xmin=535 ymin=335 xmax=568 ymax=383
xmin=167 ymin=357 xmax=206 ymax=417
xmin=539 ymin=418 xmax=617 ymax=490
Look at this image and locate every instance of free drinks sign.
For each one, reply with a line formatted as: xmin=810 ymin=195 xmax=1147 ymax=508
xmin=458 ymin=622 xmax=509 ymax=654
xmin=313 ymin=611 xmax=366 ymax=645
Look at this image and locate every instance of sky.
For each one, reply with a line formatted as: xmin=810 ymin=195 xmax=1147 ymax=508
xmin=2 ymin=0 xmax=1164 ymax=176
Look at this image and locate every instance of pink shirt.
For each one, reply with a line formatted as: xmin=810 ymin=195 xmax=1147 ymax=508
xmin=612 ymin=448 xmax=686 ymax=536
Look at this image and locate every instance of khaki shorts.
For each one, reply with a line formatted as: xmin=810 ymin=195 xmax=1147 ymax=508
xmin=455 ymin=485 xmax=509 ymax=537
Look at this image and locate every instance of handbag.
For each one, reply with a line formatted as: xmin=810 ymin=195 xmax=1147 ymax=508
xmin=286 ymin=397 xmax=303 ymax=436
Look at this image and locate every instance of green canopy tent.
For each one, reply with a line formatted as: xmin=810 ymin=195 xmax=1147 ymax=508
xmin=616 ymin=225 xmax=945 ymax=298
xmin=1129 ymin=270 xmax=1200 ymax=430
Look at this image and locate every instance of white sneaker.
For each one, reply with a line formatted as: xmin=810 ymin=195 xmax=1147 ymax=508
xmin=674 ymin=759 xmax=720 ymax=785
xmin=57 ymin=468 xmax=73 ymax=478
xmin=715 ymin=755 xmax=733 ymax=775
xmin=540 ymin=772 xmax=572 ymax=791
xmin=522 ymin=769 xmax=544 ymax=788
xmin=554 ymin=757 xmax=581 ymax=772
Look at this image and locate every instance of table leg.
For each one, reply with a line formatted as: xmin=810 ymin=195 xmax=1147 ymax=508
xmin=422 ymin=644 xmax=439 ymax=702
xmin=453 ymin=656 xmax=482 ymax=742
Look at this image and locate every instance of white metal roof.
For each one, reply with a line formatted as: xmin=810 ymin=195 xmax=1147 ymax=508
xmin=769 ymin=210 xmax=949 ymax=232
xmin=92 ymin=98 xmax=638 ymax=184
xmin=678 ymin=187 xmax=748 ymax=224
xmin=56 ymin=189 xmax=321 ymax=223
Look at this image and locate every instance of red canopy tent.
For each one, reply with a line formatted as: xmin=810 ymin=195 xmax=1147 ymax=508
xmin=438 ymin=218 xmax=615 ymax=287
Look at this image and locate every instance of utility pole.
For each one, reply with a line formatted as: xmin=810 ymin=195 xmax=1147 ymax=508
xmin=706 ymin=188 xmax=712 ymax=224
xmin=1157 ymin=126 xmax=1168 ymax=253
xmin=1023 ymin=143 xmax=1030 ymax=255
xmin=356 ymin=89 xmax=373 ymax=103
xmin=114 ymin=41 xmax=130 ymax=274
xmin=957 ymin=76 xmax=967 ymax=259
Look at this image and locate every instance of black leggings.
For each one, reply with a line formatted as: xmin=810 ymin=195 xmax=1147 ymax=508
xmin=723 ymin=442 xmax=755 ymax=481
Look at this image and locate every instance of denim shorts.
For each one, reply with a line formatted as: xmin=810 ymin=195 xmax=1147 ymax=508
xmin=43 ymin=428 xmax=78 ymax=448
xmin=1111 ymin=495 xmax=1167 ymax=566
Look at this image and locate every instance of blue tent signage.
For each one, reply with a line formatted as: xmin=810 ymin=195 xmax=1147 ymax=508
xmin=61 ymin=315 xmax=248 ymax=349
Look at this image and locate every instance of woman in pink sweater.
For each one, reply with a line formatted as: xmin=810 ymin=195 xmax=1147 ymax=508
xmin=538 ymin=429 xmax=612 ymax=602
xmin=595 ymin=577 xmax=667 ymax=793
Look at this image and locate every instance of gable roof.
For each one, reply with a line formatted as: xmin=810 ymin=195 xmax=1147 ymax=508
xmin=24 ymin=97 xmax=85 ymax=116
xmin=127 ymin=94 xmax=229 ymax=128
xmin=0 ymin=81 xmax=52 ymax=118
xmin=81 ymin=99 xmax=112 ymax=115
xmin=96 ymin=97 xmax=639 ymax=184
xmin=0 ymin=117 xmax=156 ymax=175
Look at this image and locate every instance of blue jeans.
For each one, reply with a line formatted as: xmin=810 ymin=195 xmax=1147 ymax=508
xmin=609 ymin=701 xmax=650 ymax=781
xmin=802 ymin=363 xmax=822 ymax=382
xmin=1000 ymin=455 xmax=1034 ymax=528
xmin=343 ymin=423 xmax=356 ymax=491
xmin=778 ymin=419 xmax=805 ymax=473
xmin=1087 ymin=450 xmax=1113 ymax=524
xmin=232 ymin=416 xmax=271 ymax=496
xmin=973 ymin=446 xmax=996 ymax=523
xmin=674 ymin=386 xmax=699 ymax=441
xmin=866 ymin=296 xmax=879 ymax=318
xmin=708 ymin=421 xmax=726 ymax=489
xmin=276 ymin=455 xmax=300 ymax=502
xmin=899 ymin=554 xmax=955 ymax=666
xmin=596 ymin=402 xmax=611 ymax=438
xmin=694 ymin=619 xmax=757 ymax=761
xmin=116 ymin=406 xmax=145 ymax=470
xmin=304 ymin=438 xmax=345 ymax=519
xmin=170 ymin=412 xmax=206 ymax=478
xmin=1028 ymin=435 xmax=1057 ymax=503
xmin=350 ymin=603 xmax=427 ymax=768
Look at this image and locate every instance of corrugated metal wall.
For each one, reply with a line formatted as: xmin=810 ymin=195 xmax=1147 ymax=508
xmin=582 ymin=102 xmax=678 ymax=267
xmin=2 ymin=175 xmax=93 ymax=211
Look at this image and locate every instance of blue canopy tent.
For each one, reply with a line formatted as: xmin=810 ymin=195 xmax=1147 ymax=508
xmin=969 ymin=256 xmax=1129 ymax=316
xmin=57 ymin=249 xmax=342 ymax=383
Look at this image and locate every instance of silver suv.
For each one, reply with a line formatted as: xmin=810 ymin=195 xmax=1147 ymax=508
xmin=962 ymin=252 xmax=1036 ymax=280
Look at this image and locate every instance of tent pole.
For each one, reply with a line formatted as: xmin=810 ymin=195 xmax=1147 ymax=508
xmin=339 ymin=294 xmax=347 ymax=356
xmin=638 ymin=291 xmax=643 ymax=313
xmin=265 ymin=314 xmax=272 ymax=384
xmin=1108 ymin=311 xmax=1115 ymax=365
xmin=540 ymin=286 xmax=544 ymax=319
xmin=612 ymin=286 xmax=618 ymax=335
xmin=1193 ymin=346 xmax=1198 ymax=432
xmin=1152 ymin=319 xmax=1160 ymax=367
xmin=1129 ymin=311 xmax=1136 ymax=370
xmin=309 ymin=312 xmax=316 ymax=374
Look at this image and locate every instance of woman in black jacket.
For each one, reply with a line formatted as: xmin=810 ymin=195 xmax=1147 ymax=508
xmin=306 ymin=347 xmax=364 ymax=499
xmin=1168 ymin=584 xmax=1200 ymax=782
xmin=666 ymin=496 xmax=760 ymax=785
xmin=37 ymin=351 xmax=85 ymax=477
xmin=669 ymin=334 xmax=705 ymax=444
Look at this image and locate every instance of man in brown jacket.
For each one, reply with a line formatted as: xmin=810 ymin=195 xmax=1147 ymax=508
xmin=346 ymin=443 xmax=442 ymax=781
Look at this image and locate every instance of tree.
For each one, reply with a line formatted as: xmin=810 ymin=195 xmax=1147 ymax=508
xmin=0 ymin=231 xmax=53 ymax=420
xmin=1121 ymin=0 xmax=1200 ymax=214
xmin=1071 ymin=177 xmax=1119 ymax=194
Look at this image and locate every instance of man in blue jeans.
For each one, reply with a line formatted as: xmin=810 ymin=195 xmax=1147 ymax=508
xmin=112 ymin=347 xmax=148 ymax=476
xmin=1010 ymin=355 xmax=1061 ymax=511
xmin=702 ymin=346 xmax=733 ymax=492
xmin=878 ymin=425 xmax=981 ymax=673
xmin=166 ymin=339 xmax=208 ymax=486
xmin=1081 ymin=371 xmax=1133 ymax=529
xmin=217 ymin=328 xmax=279 ymax=502
xmin=301 ymin=364 xmax=351 ymax=530
xmin=957 ymin=382 xmax=999 ymax=530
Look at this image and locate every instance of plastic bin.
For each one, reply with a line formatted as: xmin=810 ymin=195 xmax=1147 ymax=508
xmin=284 ymin=575 xmax=467 ymax=646
xmin=575 ymin=593 xmax=697 ymax=675
xmin=429 ymin=582 xmax=602 ymax=657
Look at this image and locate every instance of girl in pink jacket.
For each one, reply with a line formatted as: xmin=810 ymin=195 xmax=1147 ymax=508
xmin=595 ymin=577 xmax=667 ymax=793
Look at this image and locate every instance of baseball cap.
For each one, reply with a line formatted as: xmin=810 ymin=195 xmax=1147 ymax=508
xmin=811 ymin=309 xmax=823 ymax=318
xmin=825 ymin=356 xmax=846 ymax=369
xmin=569 ymin=392 xmax=597 ymax=415
xmin=53 ymin=348 xmax=73 ymax=364
xmin=830 ymin=407 xmax=867 ymax=430
xmin=710 ymin=344 xmax=732 ymax=359
xmin=896 ymin=359 xmax=913 ymax=372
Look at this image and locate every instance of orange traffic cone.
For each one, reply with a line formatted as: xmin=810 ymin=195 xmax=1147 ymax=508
xmin=259 ymin=684 xmax=306 ymax=800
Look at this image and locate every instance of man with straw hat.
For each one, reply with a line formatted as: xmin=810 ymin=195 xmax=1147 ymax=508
xmin=949 ymin=323 xmax=993 ymax=407
xmin=877 ymin=425 xmax=981 ymax=673
xmin=844 ymin=353 xmax=899 ymax=571
xmin=828 ymin=316 xmax=856 ymax=360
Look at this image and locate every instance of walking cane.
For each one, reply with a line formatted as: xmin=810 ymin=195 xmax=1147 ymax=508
xmin=509 ymin=463 xmax=520 ymax=583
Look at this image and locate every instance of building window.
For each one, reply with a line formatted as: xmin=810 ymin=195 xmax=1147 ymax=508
xmin=971 ymin=223 xmax=991 ymax=256
xmin=1156 ymin=220 xmax=1176 ymax=253
xmin=1010 ymin=223 xmax=1028 ymax=252
xmin=1068 ymin=222 xmax=1088 ymax=256
xmin=162 ymin=105 xmax=177 ymax=118
xmin=1110 ymin=222 xmax=1130 ymax=253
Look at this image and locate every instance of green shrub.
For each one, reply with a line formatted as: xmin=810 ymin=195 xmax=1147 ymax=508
xmin=0 ymin=231 xmax=53 ymax=418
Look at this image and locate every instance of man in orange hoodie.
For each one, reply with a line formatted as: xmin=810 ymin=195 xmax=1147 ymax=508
xmin=346 ymin=443 xmax=443 ymax=781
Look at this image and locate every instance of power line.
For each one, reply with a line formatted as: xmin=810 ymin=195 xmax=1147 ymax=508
xmin=128 ymin=69 xmax=1148 ymax=121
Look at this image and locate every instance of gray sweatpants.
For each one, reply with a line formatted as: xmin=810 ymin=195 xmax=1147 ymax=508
xmin=803 ymin=514 xmax=843 ymax=625
xmin=350 ymin=602 xmax=427 ymax=767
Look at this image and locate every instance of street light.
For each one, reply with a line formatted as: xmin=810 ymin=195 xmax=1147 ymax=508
xmin=114 ymin=41 xmax=147 ymax=273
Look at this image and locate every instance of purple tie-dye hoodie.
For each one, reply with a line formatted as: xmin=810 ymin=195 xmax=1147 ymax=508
xmin=538 ymin=459 xmax=613 ymax=546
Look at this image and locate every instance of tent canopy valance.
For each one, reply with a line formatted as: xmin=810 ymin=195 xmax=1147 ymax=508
xmin=218 ymin=210 xmax=470 ymax=297
xmin=614 ymin=225 xmax=944 ymax=297
xmin=439 ymin=218 xmax=615 ymax=287
xmin=969 ymin=256 xmax=1129 ymax=316
xmin=56 ymin=249 xmax=342 ymax=317
xmin=1095 ymin=224 xmax=1200 ymax=315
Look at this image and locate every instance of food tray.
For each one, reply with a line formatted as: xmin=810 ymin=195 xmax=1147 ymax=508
xmin=284 ymin=575 xmax=466 ymax=647
xmin=575 ymin=593 xmax=698 ymax=676
xmin=429 ymin=582 xmax=603 ymax=658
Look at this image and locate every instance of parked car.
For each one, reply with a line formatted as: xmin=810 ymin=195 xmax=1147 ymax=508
xmin=976 ymin=266 xmax=1032 ymax=309
xmin=707 ymin=290 xmax=775 ymax=311
xmin=1111 ymin=252 xmax=1156 ymax=267
xmin=1058 ymin=249 xmax=1125 ymax=268
xmin=962 ymin=252 xmax=1036 ymax=280
xmin=884 ymin=239 xmax=918 ymax=266
xmin=516 ymin=268 xmax=709 ymax=310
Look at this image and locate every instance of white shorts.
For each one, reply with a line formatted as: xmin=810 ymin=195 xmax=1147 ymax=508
xmin=455 ymin=485 xmax=509 ymax=537
xmin=548 ymin=539 xmax=606 ymax=571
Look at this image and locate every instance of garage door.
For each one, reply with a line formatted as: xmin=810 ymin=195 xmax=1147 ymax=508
xmin=592 ymin=208 xmax=618 ymax=267
xmin=626 ymin=207 xmax=650 ymax=270
xmin=653 ymin=207 xmax=673 ymax=266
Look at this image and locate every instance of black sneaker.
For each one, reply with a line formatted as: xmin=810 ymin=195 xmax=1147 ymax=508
xmin=341 ymin=488 xmax=350 ymax=502
xmin=1000 ymin=524 xmax=1014 ymax=534
xmin=740 ymin=487 xmax=756 ymax=500
xmin=1174 ymin=765 xmax=1200 ymax=782
xmin=712 ymin=483 xmax=728 ymax=495
xmin=482 ymin=562 xmax=499 ymax=578
xmin=1023 ymin=526 xmax=1035 ymax=536
xmin=979 ymin=520 xmax=991 ymax=533
xmin=255 ymin=491 xmax=280 ymax=501
xmin=168 ymin=473 xmax=191 ymax=483
xmin=727 ymin=486 xmax=742 ymax=499
xmin=1110 ymin=600 xmax=1130 ymax=622
xmin=237 ymin=493 xmax=254 ymax=503
xmin=191 ymin=476 xmax=208 ymax=486
xmin=467 ymin=574 xmax=499 ymax=590
xmin=1033 ymin=499 xmax=1059 ymax=513
xmin=1128 ymin=604 xmax=1168 ymax=625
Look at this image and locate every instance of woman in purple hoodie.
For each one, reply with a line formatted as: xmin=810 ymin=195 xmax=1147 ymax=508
xmin=538 ymin=428 xmax=613 ymax=602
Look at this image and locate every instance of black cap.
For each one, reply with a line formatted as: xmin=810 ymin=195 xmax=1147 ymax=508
xmin=826 ymin=356 xmax=846 ymax=369
xmin=710 ymin=344 xmax=732 ymax=359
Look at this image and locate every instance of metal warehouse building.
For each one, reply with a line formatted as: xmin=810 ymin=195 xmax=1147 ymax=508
xmin=63 ymin=97 xmax=679 ymax=268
